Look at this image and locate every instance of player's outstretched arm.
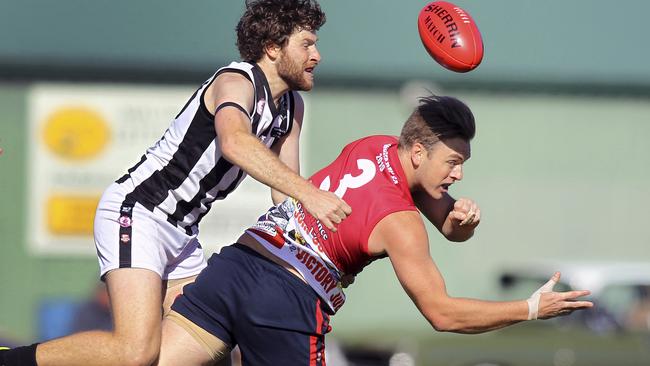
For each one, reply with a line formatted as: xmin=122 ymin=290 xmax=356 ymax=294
xmin=211 ymin=74 xmax=351 ymax=231
xmin=370 ymin=211 xmax=593 ymax=334
xmin=413 ymin=191 xmax=479 ymax=242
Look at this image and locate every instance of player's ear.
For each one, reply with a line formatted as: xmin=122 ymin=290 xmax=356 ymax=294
xmin=411 ymin=143 xmax=425 ymax=168
xmin=263 ymin=42 xmax=282 ymax=62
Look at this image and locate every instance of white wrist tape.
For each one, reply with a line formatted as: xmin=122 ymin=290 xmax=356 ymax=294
xmin=526 ymin=277 xmax=557 ymax=320
xmin=526 ymin=293 xmax=541 ymax=320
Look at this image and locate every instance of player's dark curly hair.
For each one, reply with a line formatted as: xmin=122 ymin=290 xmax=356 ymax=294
xmin=236 ymin=0 xmax=326 ymax=62
xmin=399 ymin=95 xmax=476 ymax=152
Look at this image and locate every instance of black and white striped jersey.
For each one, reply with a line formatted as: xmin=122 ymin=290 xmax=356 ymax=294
xmin=115 ymin=61 xmax=296 ymax=235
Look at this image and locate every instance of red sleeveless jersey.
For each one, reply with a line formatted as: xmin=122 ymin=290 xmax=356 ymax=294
xmin=307 ymin=135 xmax=417 ymax=275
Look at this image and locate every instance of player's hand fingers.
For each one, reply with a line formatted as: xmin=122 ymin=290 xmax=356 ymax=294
xmin=322 ymin=190 xmax=351 ymax=217
xmin=320 ymin=217 xmax=337 ymax=232
xmin=541 ymin=272 xmax=561 ymax=291
xmin=555 ymin=301 xmax=594 ymax=317
xmin=329 ymin=211 xmax=343 ymax=225
xmin=339 ymin=200 xmax=352 ymax=215
xmin=450 ymin=211 xmax=464 ymax=220
xmin=453 ymin=199 xmax=480 ymax=226
xmin=461 ymin=208 xmax=480 ymax=227
xmin=327 ymin=203 xmax=346 ymax=223
xmin=472 ymin=208 xmax=481 ymax=222
xmin=458 ymin=203 xmax=472 ymax=217
xmin=449 ymin=211 xmax=466 ymax=223
xmin=335 ymin=205 xmax=350 ymax=220
xmin=453 ymin=199 xmax=467 ymax=211
xmin=455 ymin=198 xmax=477 ymax=211
xmin=459 ymin=211 xmax=475 ymax=226
xmin=565 ymin=300 xmax=594 ymax=309
xmin=561 ymin=290 xmax=591 ymax=300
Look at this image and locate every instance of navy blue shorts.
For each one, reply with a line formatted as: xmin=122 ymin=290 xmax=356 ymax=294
xmin=172 ymin=244 xmax=332 ymax=366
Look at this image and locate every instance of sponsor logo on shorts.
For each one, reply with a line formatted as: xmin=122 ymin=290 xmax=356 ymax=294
xmin=118 ymin=215 xmax=132 ymax=228
xmin=251 ymin=221 xmax=277 ymax=237
xmin=256 ymin=99 xmax=266 ymax=115
xmin=294 ymin=247 xmax=339 ymax=294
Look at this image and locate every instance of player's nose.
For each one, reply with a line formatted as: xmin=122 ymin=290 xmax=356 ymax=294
xmin=311 ymin=46 xmax=321 ymax=63
xmin=450 ymin=164 xmax=463 ymax=181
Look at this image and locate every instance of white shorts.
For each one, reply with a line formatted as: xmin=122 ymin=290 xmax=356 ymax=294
xmin=94 ymin=183 xmax=207 ymax=280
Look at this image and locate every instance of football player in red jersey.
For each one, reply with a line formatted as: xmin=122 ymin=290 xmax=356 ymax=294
xmin=154 ymin=95 xmax=593 ymax=365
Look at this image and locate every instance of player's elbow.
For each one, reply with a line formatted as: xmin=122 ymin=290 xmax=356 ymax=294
xmin=117 ymin=337 xmax=160 ymax=366
xmin=423 ymin=303 xmax=467 ymax=333
xmin=426 ymin=312 xmax=460 ymax=332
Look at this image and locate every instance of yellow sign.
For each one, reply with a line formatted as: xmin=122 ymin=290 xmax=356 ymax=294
xmin=47 ymin=195 xmax=100 ymax=235
xmin=43 ymin=106 xmax=111 ymax=160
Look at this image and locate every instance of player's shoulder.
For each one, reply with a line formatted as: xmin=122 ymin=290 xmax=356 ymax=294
xmin=217 ymin=61 xmax=255 ymax=74
xmin=215 ymin=65 xmax=252 ymax=82
xmin=209 ymin=62 xmax=256 ymax=103
xmin=213 ymin=61 xmax=255 ymax=86
xmin=368 ymin=209 xmax=426 ymax=255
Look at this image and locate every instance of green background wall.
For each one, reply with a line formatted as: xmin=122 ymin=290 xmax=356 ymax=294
xmin=2 ymin=1 xmax=650 ymax=89
xmin=1 ymin=0 xmax=650 ymax=352
xmin=2 ymin=83 xmax=649 ymax=342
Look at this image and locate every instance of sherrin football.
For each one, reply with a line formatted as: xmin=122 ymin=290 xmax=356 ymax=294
xmin=418 ymin=1 xmax=483 ymax=72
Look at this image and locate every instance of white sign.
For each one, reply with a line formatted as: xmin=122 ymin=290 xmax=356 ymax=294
xmin=27 ymin=83 xmax=282 ymax=256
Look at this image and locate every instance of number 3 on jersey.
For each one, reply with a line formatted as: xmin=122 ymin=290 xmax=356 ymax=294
xmin=319 ymin=159 xmax=376 ymax=199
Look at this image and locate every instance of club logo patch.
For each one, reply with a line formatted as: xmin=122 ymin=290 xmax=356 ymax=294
xmin=256 ymin=99 xmax=266 ymax=115
xmin=118 ymin=215 xmax=132 ymax=228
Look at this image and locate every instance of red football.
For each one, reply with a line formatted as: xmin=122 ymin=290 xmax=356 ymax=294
xmin=417 ymin=1 xmax=484 ymax=72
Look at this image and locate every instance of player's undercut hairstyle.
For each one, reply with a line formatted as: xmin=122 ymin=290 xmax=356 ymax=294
xmin=398 ymin=95 xmax=476 ymax=153
xmin=237 ymin=0 xmax=326 ymax=62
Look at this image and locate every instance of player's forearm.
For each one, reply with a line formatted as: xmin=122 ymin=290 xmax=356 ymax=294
xmin=413 ymin=192 xmax=476 ymax=242
xmin=423 ymin=297 xmax=528 ymax=334
xmin=441 ymin=220 xmax=474 ymax=242
xmin=221 ymin=131 xmax=313 ymax=201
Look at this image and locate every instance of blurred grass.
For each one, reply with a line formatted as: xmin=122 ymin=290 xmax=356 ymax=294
xmin=335 ymin=323 xmax=650 ymax=366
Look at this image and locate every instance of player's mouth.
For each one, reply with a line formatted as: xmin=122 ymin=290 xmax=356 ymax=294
xmin=440 ymin=183 xmax=452 ymax=192
xmin=303 ymin=68 xmax=315 ymax=84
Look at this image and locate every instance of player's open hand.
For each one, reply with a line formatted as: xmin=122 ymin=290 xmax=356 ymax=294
xmin=529 ymin=272 xmax=594 ymax=320
xmin=301 ymin=188 xmax=352 ymax=232
xmin=449 ymin=197 xmax=481 ymax=228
